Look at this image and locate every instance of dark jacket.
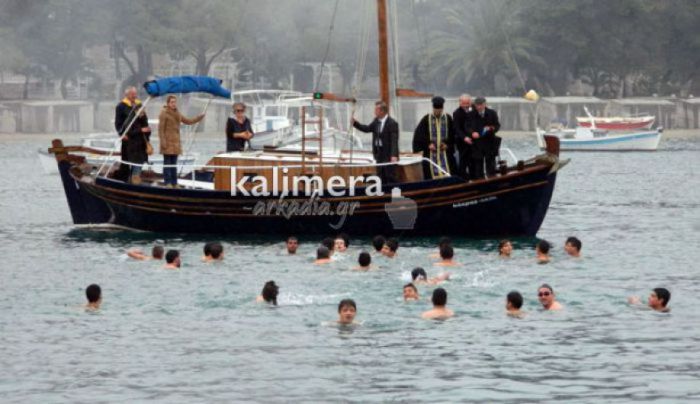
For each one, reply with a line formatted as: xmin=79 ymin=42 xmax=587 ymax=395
xmin=452 ymin=106 xmax=473 ymax=154
xmin=115 ymin=98 xmax=150 ymax=164
xmin=352 ymin=115 xmax=399 ymax=163
xmin=226 ymin=117 xmax=254 ymax=152
xmin=466 ymin=107 xmax=501 ymax=159
xmin=412 ymin=113 xmax=457 ymax=176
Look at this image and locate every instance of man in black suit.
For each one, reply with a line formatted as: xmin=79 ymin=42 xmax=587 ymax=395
xmin=352 ymin=100 xmax=399 ymax=184
xmin=467 ymin=97 xmax=501 ymax=179
xmin=452 ymin=94 xmax=474 ymax=180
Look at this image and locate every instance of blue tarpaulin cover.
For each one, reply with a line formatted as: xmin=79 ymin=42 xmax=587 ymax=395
xmin=143 ymin=76 xmax=231 ymax=98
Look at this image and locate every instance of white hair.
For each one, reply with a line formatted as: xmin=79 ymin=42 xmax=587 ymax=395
xmin=459 ymin=93 xmax=472 ymax=102
xmin=124 ymin=86 xmax=137 ymax=95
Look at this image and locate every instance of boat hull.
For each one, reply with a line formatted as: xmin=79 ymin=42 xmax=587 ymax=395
xmin=57 ymin=160 xmax=560 ymax=237
xmin=538 ymin=129 xmax=661 ymax=151
xmin=576 ymin=117 xmax=654 ymax=130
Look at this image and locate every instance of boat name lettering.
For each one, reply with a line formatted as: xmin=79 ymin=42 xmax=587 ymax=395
xmin=452 ymin=196 xmax=497 ymax=209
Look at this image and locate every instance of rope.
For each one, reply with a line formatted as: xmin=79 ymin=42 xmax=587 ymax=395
xmin=177 ymin=98 xmax=213 ymax=176
xmin=313 ymin=0 xmax=342 ymax=93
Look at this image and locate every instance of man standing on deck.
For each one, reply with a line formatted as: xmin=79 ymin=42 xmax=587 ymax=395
xmin=115 ymin=87 xmax=151 ymax=183
xmin=413 ymin=96 xmax=456 ymax=179
xmin=467 ymin=97 xmax=501 ymax=179
xmin=452 ymin=94 xmax=474 ymax=179
xmin=352 ymin=100 xmax=399 ymax=184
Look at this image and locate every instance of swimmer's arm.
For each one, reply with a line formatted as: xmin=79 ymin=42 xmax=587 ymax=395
xmin=127 ymin=249 xmax=148 ymax=260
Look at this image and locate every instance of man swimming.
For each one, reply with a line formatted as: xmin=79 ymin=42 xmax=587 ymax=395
xmin=537 ymin=284 xmax=563 ymax=310
xmin=536 ymin=240 xmax=551 ymax=263
xmin=498 ymin=239 xmax=513 ymax=258
xmin=164 ymin=249 xmax=181 ymax=269
xmin=429 ymin=237 xmax=452 ymax=259
xmin=506 ymin=290 xmax=524 ymax=317
xmin=421 ymin=288 xmax=454 ymax=319
xmin=286 ymin=236 xmax=299 ymax=254
xmin=337 ymin=299 xmax=358 ymax=325
xmin=315 ymin=246 xmax=332 ymax=265
xmin=127 ymin=245 xmax=164 ymax=260
xmin=403 ymin=283 xmax=419 ymax=301
xmin=355 ymin=251 xmax=371 ymax=271
xmin=256 ymin=281 xmax=279 ymax=305
xmin=564 ymin=236 xmax=582 ymax=258
xmin=321 ymin=237 xmax=335 ymax=256
xmin=411 ymin=267 xmax=450 ymax=285
xmin=372 ymin=235 xmax=386 ymax=253
xmin=381 ymin=238 xmax=399 ymax=258
xmin=85 ymin=284 xmax=102 ymax=311
xmin=202 ymin=242 xmax=224 ymax=262
xmin=334 ymin=237 xmax=348 ymax=253
xmin=628 ymin=287 xmax=671 ymax=312
xmin=435 ymin=244 xmax=458 ymax=267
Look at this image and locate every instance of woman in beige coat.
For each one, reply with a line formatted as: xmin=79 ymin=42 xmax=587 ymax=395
xmin=158 ymin=95 xmax=204 ymax=187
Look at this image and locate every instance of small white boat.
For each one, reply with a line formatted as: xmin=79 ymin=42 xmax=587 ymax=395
xmin=575 ymin=106 xmax=655 ymax=131
xmin=38 ymin=133 xmax=197 ymax=174
xmin=536 ymin=126 xmax=662 ymax=151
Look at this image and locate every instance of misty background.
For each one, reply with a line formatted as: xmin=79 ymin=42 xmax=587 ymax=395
xmin=1 ymin=0 xmax=700 ymax=134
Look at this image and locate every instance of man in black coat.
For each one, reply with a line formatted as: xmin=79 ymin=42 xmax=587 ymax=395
xmin=114 ymin=86 xmax=151 ymax=182
xmin=412 ymin=96 xmax=456 ymax=179
xmin=466 ymin=97 xmax=501 ymax=179
xmin=452 ymin=94 xmax=474 ymax=180
xmin=352 ymin=100 xmax=399 ymax=184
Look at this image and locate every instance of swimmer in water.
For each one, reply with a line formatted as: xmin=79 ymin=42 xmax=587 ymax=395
xmin=536 ymin=240 xmax=551 ymax=263
xmin=164 ymin=249 xmax=181 ymax=269
xmin=355 ymin=251 xmax=371 ymax=271
xmin=334 ymin=237 xmax=348 ymax=253
xmin=315 ymin=246 xmax=332 ymax=265
xmin=506 ymin=290 xmax=524 ymax=317
xmin=321 ymin=237 xmax=335 ymax=256
xmin=256 ymin=281 xmax=279 ymax=305
xmin=203 ymin=242 xmax=224 ymax=262
xmin=564 ymin=236 xmax=582 ymax=258
xmin=337 ymin=299 xmax=357 ymax=325
xmin=429 ymin=237 xmax=452 ymax=259
xmin=127 ymin=245 xmax=164 ymax=261
xmin=628 ymin=287 xmax=671 ymax=312
xmin=421 ymin=288 xmax=454 ymax=319
xmin=85 ymin=284 xmax=102 ymax=311
xmin=372 ymin=235 xmax=386 ymax=253
xmin=537 ymin=284 xmax=563 ymax=310
xmin=286 ymin=236 xmax=299 ymax=254
xmin=381 ymin=238 xmax=399 ymax=258
xmin=411 ymin=267 xmax=450 ymax=285
xmin=435 ymin=244 xmax=458 ymax=267
xmin=403 ymin=283 xmax=419 ymax=301
xmin=498 ymin=239 xmax=513 ymax=258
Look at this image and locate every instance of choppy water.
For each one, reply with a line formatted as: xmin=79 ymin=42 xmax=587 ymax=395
xmin=1 ymin=134 xmax=699 ymax=403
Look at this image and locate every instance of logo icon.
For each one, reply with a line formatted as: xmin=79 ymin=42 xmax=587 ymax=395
xmin=384 ymin=187 xmax=417 ymax=230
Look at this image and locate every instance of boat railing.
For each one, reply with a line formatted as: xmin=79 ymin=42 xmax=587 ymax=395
xmin=98 ymin=156 xmax=451 ymax=188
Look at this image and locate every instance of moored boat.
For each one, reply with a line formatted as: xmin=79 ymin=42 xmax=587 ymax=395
xmin=536 ymin=126 xmax=662 ymax=151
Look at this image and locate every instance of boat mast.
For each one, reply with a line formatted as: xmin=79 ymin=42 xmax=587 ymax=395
xmin=376 ymin=0 xmax=390 ymax=106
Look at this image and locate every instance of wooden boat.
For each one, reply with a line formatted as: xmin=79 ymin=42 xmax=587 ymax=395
xmin=47 ymin=0 xmax=567 ymax=237
xmin=576 ymin=115 xmax=655 ymax=130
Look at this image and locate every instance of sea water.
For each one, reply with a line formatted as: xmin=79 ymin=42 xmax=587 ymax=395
xmin=0 ymin=134 xmax=699 ymax=402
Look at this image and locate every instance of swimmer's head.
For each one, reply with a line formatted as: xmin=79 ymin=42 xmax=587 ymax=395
xmin=337 ymin=298 xmax=357 ymax=324
xmin=650 ymin=287 xmax=670 ymax=309
xmin=203 ymin=242 xmax=213 ymax=257
xmin=286 ymin=236 xmax=298 ymax=254
xmin=372 ymin=235 xmax=386 ymax=252
xmin=432 ymin=288 xmax=448 ymax=306
xmin=537 ymin=284 xmax=554 ymax=307
xmin=506 ymin=290 xmax=523 ymax=310
xmin=334 ymin=237 xmax=347 ymax=253
xmin=165 ymin=249 xmax=181 ymax=267
xmin=86 ymin=284 xmax=101 ymax=303
xmin=565 ymin=236 xmax=582 ymax=256
xmin=381 ymin=238 xmax=399 ymax=257
xmin=321 ymin=237 xmax=335 ymax=252
xmin=317 ymin=246 xmax=330 ymax=260
xmin=411 ymin=267 xmax=428 ymax=281
xmin=209 ymin=242 xmax=224 ymax=260
xmin=261 ymin=281 xmax=279 ymax=305
xmin=439 ymin=244 xmax=454 ymax=260
xmin=152 ymin=245 xmax=164 ymax=260
xmin=403 ymin=283 xmax=419 ymax=301
xmin=358 ymin=251 xmax=371 ymax=267
xmin=536 ymin=240 xmax=551 ymax=255
xmin=498 ymin=239 xmax=512 ymax=256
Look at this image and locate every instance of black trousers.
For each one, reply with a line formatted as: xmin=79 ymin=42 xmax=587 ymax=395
xmin=471 ymin=155 xmax=498 ymax=179
xmin=458 ymin=150 xmax=472 ymax=179
xmin=377 ymin=164 xmax=396 ymax=185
